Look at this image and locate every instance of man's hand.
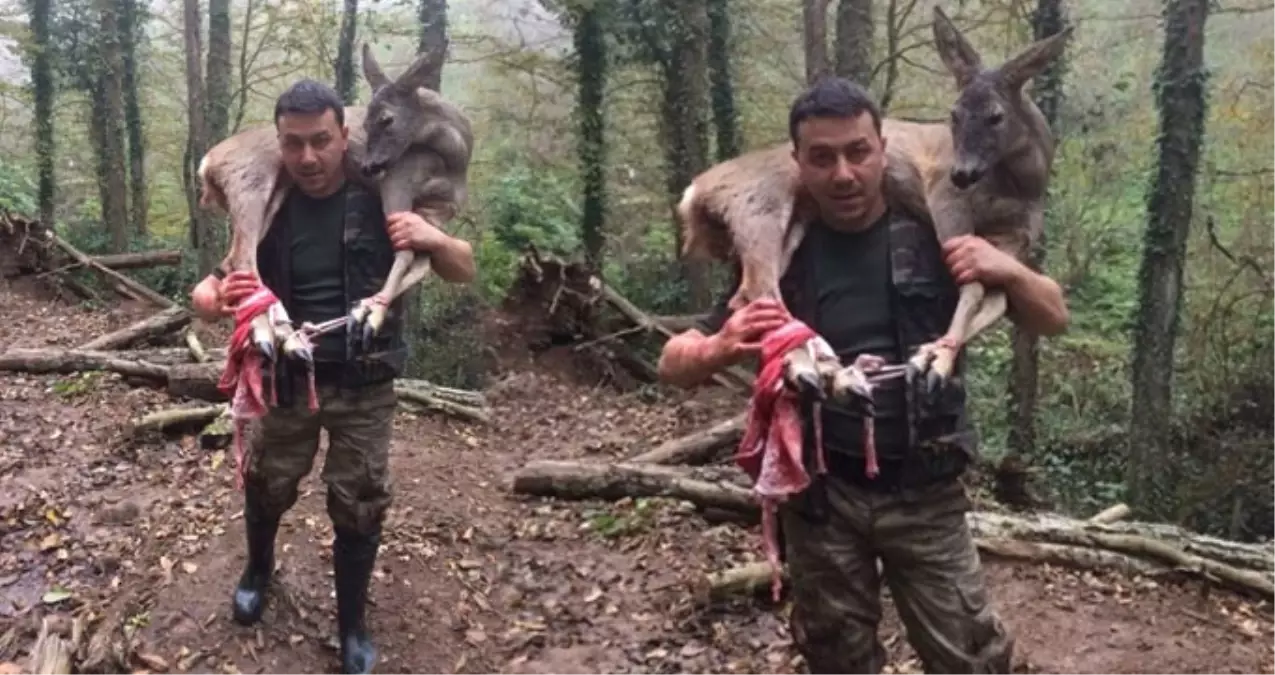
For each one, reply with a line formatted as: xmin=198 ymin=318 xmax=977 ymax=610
xmin=190 ymin=271 xmax=260 ymax=322
xmin=386 ymin=211 xmax=449 ymax=253
xmin=710 ymin=299 xmax=791 ymax=363
xmin=942 ymin=235 xmax=1024 ymax=286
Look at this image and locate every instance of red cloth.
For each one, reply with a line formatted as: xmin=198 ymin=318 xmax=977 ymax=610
xmin=735 ymin=319 xmax=828 ymax=602
xmin=216 ymin=286 xmax=318 ymax=491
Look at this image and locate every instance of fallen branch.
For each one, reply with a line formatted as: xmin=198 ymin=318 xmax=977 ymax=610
xmin=185 ymin=327 xmax=209 ymax=363
xmin=90 ymin=249 xmax=182 ymax=270
xmin=78 ymin=306 xmax=191 ymax=351
xmin=200 ymin=408 xmax=234 ymax=450
xmin=395 ymin=385 xmax=490 ymax=424
xmin=25 ymin=616 xmax=83 ymax=675
xmin=130 ymin=404 xmax=227 ymax=437
xmin=1088 ymin=503 xmax=1131 ymax=524
xmin=627 ymin=414 xmax=745 ymax=465
xmin=0 ymin=348 xmax=169 ymax=381
xmin=47 ymin=233 xmax=173 ymax=308
xmin=112 ymin=346 xmax=226 ymax=366
xmin=396 ymin=378 xmax=487 ymax=407
xmin=166 ymin=361 xmax=228 ymax=402
xmin=510 ymin=459 xmax=756 ymax=513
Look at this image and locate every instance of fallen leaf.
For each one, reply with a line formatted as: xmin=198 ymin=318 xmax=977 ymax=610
xmin=41 ymin=587 xmax=72 ymax=604
xmin=39 ymin=533 xmax=62 ymax=551
xmin=288 ymin=634 xmax=304 ymax=645
xmin=583 ymin=587 xmax=603 ymax=603
xmin=135 ymin=652 xmax=169 ymax=672
xmin=210 ymin=451 xmax=225 ymax=471
xmin=182 ymin=562 xmax=198 ymax=575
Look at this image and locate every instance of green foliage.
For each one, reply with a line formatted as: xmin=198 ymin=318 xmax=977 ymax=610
xmin=0 ymin=159 xmax=38 ymax=216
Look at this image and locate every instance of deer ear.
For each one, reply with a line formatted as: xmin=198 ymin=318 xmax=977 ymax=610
xmin=393 ymin=50 xmax=444 ymax=92
xmin=362 ymin=43 xmax=391 ymax=92
xmin=931 ymin=5 xmax=982 ymax=88
xmin=1000 ymin=25 xmax=1072 ymax=90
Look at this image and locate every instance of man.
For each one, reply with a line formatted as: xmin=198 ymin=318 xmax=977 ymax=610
xmin=658 ymin=78 xmax=1068 ymax=673
xmin=189 ymin=79 xmax=475 ymax=674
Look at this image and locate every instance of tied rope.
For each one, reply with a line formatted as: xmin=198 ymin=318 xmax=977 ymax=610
xmin=217 ymin=286 xmax=318 ymax=491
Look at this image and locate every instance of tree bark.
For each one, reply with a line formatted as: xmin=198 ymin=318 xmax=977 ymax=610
xmin=26 ymin=0 xmax=56 ymax=230
xmin=206 ymin=0 xmax=231 ymax=144
xmin=0 ymin=349 xmax=169 ymax=381
xmin=416 ymin=0 xmax=448 ymax=91
xmin=1007 ymin=0 xmax=1068 ymax=460
xmin=167 ymin=360 xmax=229 ymax=402
xmin=1126 ymin=0 xmax=1210 ymax=515
xmin=119 ymin=0 xmax=147 ymax=236
xmin=833 ymin=0 xmax=872 ymax=85
xmin=335 ymin=0 xmax=359 ymax=103
xmin=627 ymin=414 xmax=744 ymax=464
xmin=95 ymin=0 xmax=129 ymax=252
xmin=574 ymin=3 xmax=607 ymax=271
xmin=802 ymin=0 xmax=831 ymax=85
xmin=511 ymin=460 xmax=756 ymax=514
xmin=706 ymin=0 xmax=740 ymax=161
xmin=130 ymin=404 xmax=226 ymax=437
xmin=182 ymin=0 xmax=216 ymax=277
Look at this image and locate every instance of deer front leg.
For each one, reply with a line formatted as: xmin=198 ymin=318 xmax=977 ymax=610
xmin=907 ymin=281 xmax=985 ymax=393
xmin=348 ymin=248 xmax=415 ymax=351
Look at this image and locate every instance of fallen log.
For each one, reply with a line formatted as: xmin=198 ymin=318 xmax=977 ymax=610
xmin=200 ymin=408 xmax=234 ymax=450
xmin=25 ymin=616 xmax=83 ymax=675
xmin=0 ymin=348 xmax=168 ymax=381
xmin=111 ymin=346 xmax=227 ymax=366
xmin=47 ymin=233 xmax=174 ymax=308
xmin=185 ymin=326 xmax=210 ymax=363
xmin=395 ymin=386 xmax=490 ymax=424
xmin=130 ymin=404 xmax=226 ymax=437
xmin=1088 ymin=503 xmax=1131 ymax=524
xmin=510 ymin=459 xmax=756 ymax=514
xmin=78 ymin=306 xmax=191 ymax=351
xmin=90 ymin=249 xmax=182 ymax=270
xmin=397 ymin=378 xmax=487 ymax=407
xmin=166 ymin=361 xmax=228 ymax=402
xmin=628 ymin=414 xmax=744 ymax=465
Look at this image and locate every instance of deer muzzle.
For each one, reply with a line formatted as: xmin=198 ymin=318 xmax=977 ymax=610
xmin=949 ymin=165 xmax=984 ymax=190
xmin=360 ymin=160 xmax=388 ymax=179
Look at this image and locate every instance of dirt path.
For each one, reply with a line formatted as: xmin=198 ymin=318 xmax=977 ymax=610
xmin=1 ymin=278 xmax=1272 ymax=674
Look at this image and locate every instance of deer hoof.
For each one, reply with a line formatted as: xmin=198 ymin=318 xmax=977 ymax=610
xmin=906 ymin=342 xmax=955 ymax=397
xmin=829 ymin=365 xmax=873 ymax=405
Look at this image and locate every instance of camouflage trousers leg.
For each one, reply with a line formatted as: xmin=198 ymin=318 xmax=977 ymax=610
xmin=243 ymin=379 xmax=397 ymax=537
xmin=781 ymin=476 xmax=1014 ymax=674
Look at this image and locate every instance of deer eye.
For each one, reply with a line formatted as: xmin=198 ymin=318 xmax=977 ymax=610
xmin=988 ymin=112 xmax=1004 ymax=126
xmin=378 ymin=113 xmax=394 ymax=127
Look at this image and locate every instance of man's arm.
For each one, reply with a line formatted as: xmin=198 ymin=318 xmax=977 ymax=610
xmin=386 ymin=211 xmax=476 ymax=284
xmin=657 ymin=286 xmax=790 ymax=388
xmin=1003 ymin=264 xmax=1068 ymax=336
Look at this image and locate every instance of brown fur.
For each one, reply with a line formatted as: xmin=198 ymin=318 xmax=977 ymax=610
xmin=678 ymin=5 xmax=1070 ymax=371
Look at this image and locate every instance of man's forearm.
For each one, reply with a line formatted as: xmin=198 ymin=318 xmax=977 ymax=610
xmin=658 ymin=331 xmax=734 ymax=388
xmin=420 ymin=236 xmax=476 ymax=283
xmin=1005 ymin=266 xmax=1069 ymax=336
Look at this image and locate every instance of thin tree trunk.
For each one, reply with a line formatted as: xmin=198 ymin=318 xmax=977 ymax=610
xmin=120 ymin=0 xmax=147 ymax=237
xmin=96 ymin=0 xmax=129 ymax=252
xmin=27 ymin=0 xmax=55 ymax=229
xmin=206 ymin=0 xmax=231 ymax=144
xmin=417 ymin=0 xmax=448 ymax=92
xmin=182 ymin=0 xmax=216 ymax=276
xmin=1126 ymin=0 xmax=1210 ymax=514
xmin=1007 ymin=0 xmax=1068 ymax=460
xmin=335 ymin=0 xmax=359 ymax=102
xmin=833 ymin=0 xmax=872 ymax=85
xmin=706 ymin=0 xmax=740 ymax=161
xmin=574 ymin=4 xmax=607 ymax=271
xmin=802 ymin=0 xmax=831 ymax=85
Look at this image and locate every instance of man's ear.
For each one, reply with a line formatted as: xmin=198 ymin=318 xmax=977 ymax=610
xmin=341 ymin=124 xmax=349 ymax=142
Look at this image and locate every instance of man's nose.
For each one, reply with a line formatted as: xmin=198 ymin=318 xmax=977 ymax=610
xmin=832 ymin=157 xmax=856 ymax=183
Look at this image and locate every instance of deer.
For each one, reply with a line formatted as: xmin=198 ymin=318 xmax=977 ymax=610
xmin=680 ymin=4 xmax=1069 ymax=405
xmin=197 ymin=42 xmax=473 ymax=364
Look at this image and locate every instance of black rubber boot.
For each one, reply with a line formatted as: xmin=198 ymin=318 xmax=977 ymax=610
xmin=231 ymin=499 xmax=279 ymax=626
xmin=334 ymin=528 xmax=380 ymax=674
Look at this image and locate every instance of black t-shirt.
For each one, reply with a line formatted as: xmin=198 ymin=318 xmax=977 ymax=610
xmin=285 ymin=184 xmax=348 ymax=362
xmin=705 ymin=212 xmax=908 ymax=462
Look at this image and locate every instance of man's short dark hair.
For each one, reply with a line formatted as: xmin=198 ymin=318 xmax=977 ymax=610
xmin=274 ymin=78 xmax=345 ymax=127
xmin=788 ymin=76 xmax=883 ymax=145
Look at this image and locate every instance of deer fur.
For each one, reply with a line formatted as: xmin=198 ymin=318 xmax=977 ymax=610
xmin=197 ymin=42 xmax=473 ymax=359
xmin=680 ymin=5 xmax=1070 ymax=390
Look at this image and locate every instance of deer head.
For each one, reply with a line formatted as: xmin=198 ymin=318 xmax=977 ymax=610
xmin=931 ymin=5 xmax=1072 ymax=189
xmin=359 ymin=42 xmax=445 ymax=179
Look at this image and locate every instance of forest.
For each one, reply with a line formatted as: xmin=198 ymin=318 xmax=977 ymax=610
xmin=0 ymin=0 xmax=1271 ymax=672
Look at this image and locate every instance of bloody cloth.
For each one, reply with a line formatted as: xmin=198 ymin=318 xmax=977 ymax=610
xmin=735 ymin=319 xmax=832 ymax=602
xmin=217 ymin=285 xmax=317 ymax=491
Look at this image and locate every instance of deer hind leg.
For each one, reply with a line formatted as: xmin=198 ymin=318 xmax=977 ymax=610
xmin=907 ymin=281 xmax=986 ymax=393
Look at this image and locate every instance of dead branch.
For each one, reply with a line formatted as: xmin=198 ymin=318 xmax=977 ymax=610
xmin=130 ymin=404 xmax=227 ymax=437
xmin=46 ymin=233 xmax=174 ymax=309
xmin=396 ymin=378 xmax=487 ymax=407
xmin=1088 ymin=503 xmax=1131 ymax=524
xmin=78 ymin=306 xmax=191 ymax=351
xmin=200 ymin=407 xmax=234 ymax=450
xmin=627 ymin=414 xmax=744 ymax=465
xmin=184 ymin=327 xmax=209 ymax=363
xmin=0 ymin=348 xmax=169 ymax=381
xmin=166 ymin=361 xmax=229 ymax=402
xmin=510 ymin=459 xmax=756 ymax=513
xmin=395 ymin=385 xmax=491 ymax=424
xmin=90 ymin=249 xmax=182 ymax=270
xmin=25 ymin=616 xmax=83 ymax=675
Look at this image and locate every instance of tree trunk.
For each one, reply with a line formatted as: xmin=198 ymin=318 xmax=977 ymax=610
xmin=27 ymin=0 xmax=55 ymax=230
xmin=416 ymin=0 xmax=448 ymax=92
xmin=119 ymin=0 xmax=147 ymax=237
xmin=833 ymin=0 xmax=872 ymax=85
xmin=335 ymin=0 xmax=359 ymax=103
xmin=574 ymin=4 xmax=607 ymax=271
xmin=182 ymin=0 xmax=216 ymax=277
xmin=206 ymin=0 xmax=231 ymax=144
xmin=1126 ymin=0 xmax=1210 ymax=515
xmin=96 ymin=0 xmax=129 ymax=252
xmin=802 ymin=0 xmax=831 ymax=85
xmin=1006 ymin=0 xmax=1068 ymax=460
xmin=660 ymin=0 xmax=712 ymax=309
xmin=706 ymin=0 xmax=740 ymax=161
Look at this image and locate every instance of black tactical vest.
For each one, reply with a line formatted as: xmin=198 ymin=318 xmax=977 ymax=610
xmin=777 ymin=209 xmax=978 ymax=484
xmin=256 ymin=181 xmax=409 ymax=397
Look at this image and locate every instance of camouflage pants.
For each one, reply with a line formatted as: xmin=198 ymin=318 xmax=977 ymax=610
xmin=243 ymin=378 xmax=397 ymax=536
xmin=781 ymin=475 xmax=1013 ymax=674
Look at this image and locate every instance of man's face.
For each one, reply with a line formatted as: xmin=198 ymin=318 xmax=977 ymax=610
xmin=792 ymin=112 xmax=887 ymax=228
xmin=277 ymin=108 xmax=349 ymax=197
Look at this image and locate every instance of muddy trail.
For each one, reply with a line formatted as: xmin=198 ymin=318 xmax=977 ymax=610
xmin=1 ymin=276 xmax=1272 ymax=675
